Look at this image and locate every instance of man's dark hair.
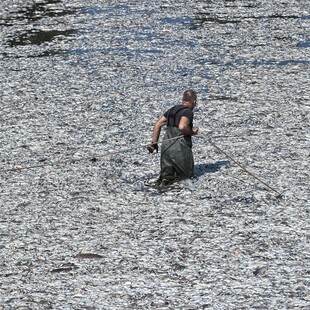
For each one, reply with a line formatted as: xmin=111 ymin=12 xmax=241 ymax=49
xmin=182 ymin=89 xmax=197 ymax=102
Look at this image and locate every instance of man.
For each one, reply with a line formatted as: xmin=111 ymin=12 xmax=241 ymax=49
xmin=148 ymin=89 xmax=199 ymax=186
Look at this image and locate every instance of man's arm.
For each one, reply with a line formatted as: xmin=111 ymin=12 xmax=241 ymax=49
xmin=151 ymin=115 xmax=167 ymax=143
xmin=178 ymin=116 xmax=198 ymax=136
xmin=147 ymin=116 xmax=167 ymax=153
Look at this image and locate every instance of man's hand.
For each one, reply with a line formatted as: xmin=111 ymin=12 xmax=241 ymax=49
xmin=147 ymin=143 xmax=158 ymax=154
xmin=192 ymin=128 xmax=199 ymax=135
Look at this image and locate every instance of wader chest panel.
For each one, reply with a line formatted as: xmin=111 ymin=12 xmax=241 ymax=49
xmin=160 ymin=127 xmax=194 ymax=183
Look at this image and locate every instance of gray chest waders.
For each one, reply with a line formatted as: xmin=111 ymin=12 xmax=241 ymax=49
xmin=160 ymin=107 xmax=194 ymax=183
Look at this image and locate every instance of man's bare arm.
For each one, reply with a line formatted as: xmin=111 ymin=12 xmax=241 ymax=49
xmin=151 ymin=116 xmax=167 ymax=143
xmin=178 ymin=116 xmax=198 ymax=136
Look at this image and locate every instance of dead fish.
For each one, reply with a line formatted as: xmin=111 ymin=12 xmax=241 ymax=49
xmin=253 ymin=266 xmax=268 ymax=276
xmin=51 ymin=263 xmax=78 ymax=273
xmin=76 ymin=252 xmax=104 ymax=259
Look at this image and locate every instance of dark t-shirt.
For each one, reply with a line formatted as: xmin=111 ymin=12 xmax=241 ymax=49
xmin=164 ymin=105 xmax=193 ymax=129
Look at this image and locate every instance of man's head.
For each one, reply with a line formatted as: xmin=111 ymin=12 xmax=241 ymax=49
xmin=182 ymin=89 xmax=197 ymax=109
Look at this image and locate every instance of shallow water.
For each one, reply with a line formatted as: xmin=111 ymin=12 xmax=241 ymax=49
xmin=0 ymin=0 xmax=309 ymax=309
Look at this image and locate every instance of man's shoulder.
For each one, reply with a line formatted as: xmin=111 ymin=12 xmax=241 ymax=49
xmin=180 ymin=106 xmax=193 ymax=115
xmin=172 ymin=104 xmax=192 ymax=112
xmin=164 ymin=104 xmax=192 ymax=117
xmin=164 ymin=104 xmax=181 ymax=115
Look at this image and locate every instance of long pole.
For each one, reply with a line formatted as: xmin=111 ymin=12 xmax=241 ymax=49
xmin=198 ymin=134 xmax=283 ymax=198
